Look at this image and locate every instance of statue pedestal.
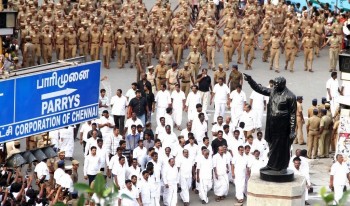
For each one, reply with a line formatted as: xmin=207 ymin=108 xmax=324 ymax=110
xmin=247 ymin=175 xmax=306 ymax=206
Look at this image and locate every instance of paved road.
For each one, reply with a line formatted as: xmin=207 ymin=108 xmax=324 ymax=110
xmin=15 ymin=0 xmax=347 ymax=205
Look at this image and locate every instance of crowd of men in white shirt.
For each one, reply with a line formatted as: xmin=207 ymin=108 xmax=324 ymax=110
xmin=68 ymin=74 xmax=321 ymax=205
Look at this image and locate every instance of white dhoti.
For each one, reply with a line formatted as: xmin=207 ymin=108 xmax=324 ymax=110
xmin=187 ymin=108 xmax=196 ymax=121
xmin=231 ymin=106 xmax=243 ymax=127
xmin=198 ymin=179 xmax=212 ymax=203
xmin=200 ymin=91 xmax=210 ymax=112
xmin=180 ymin=177 xmax=191 ymax=203
xmin=151 ymin=181 xmax=161 ymax=206
xmin=329 ymin=97 xmax=339 ymax=117
xmin=253 ymin=109 xmax=263 ymax=128
xmin=214 ymin=102 xmax=226 ymax=122
xmin=214 ymin=174 xmax=229 ymax=196
xmin=334 ymin=185 xmax=345 ymax=204
xmin=234 ymin=175 xmax=245 ymax=200
xmin=163 ymin=184 xmax=178 ymax=206
xmin=172 ymin=107 xmax=182 ymax=126
xmin=156 ymin=107 xmax=166 ymax=125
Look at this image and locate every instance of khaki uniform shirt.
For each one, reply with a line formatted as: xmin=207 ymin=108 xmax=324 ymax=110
xmin=307 ymin=115 xmax=321 ymax=131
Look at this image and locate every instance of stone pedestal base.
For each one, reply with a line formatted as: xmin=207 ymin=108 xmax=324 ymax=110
xmin=247 ymin=175 xmax=306 ymax=206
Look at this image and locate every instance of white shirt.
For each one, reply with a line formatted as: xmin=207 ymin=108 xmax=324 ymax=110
xmin=118 ymin=187 xmax=139 ymax=206
xmin=342 ymin=80 xmax=350 ymax=96
xmin=252 ymin=138 xmax=268 ymax=156
xmin=223 ymin=131 xmax=234 ymax=144
xmin=197 ymin=144 xmax=213 ymax=157
xmin=186 ymin=91 xmax=202 ymax=111
xmin=110 ymin=95 xmax=128 ymax=115
xmin=233 ymin=154 xmax=249 ymax=177
xmin=155 ymin=90 xmax=171 ymax=108
xmin=190 ymin=111 xmax=209 ymax=122
xmin=326 ymin=77 xmax=340 ymax=100
xmin=171 ymin=90 xmax=186 ymax=109
xmin=289 ymin=165 xmax=310 ymax=186
xmin=97 ymin=116 xmax=115 ymax=137
xmin=163 ymin=165 xmax=179 ymax=185
xmin=126 ymin=165 xmax=142 ymax=179
xmin=330 ymin=161 xmax=350 ymax=186
xmin=84 ymin=137 xmax=98 ymax=156
xmin=230 ymin=90 xmax=246 ymax=107
xmin=184 ymin=143 xmax=199 ymax=161
xmin=250 ymin=157 xmax=266 ymax=174
xmin=34 ymin=161 xmax=50 ymax=181
xmin=240 ymin=110 xmax=258 ymax=131
xmin=164 ymin=113 xmax=174 ymax=130
xmin=99 ymin=95 xmax=109 ymax=114
xmin=133 ymin=146 xmax=148 ymax=168
xmin=126 ymin=88 xmax=136 ymax=102
xmin=104 ymin=134 xmax=123 ymax=156
xmin=79 ymin=122 xmax=93 ymax=142
xmin=54 ymin=168 xmax=65 ymax=183
xmin=97 ymin=146 xmax=108 ymax=168
xmin=213 ymin=153 xmax=228 ymax=175
xmin=139 ymin=178 xmax=152 ymax=204
xmin=180 ymin=129 xmax=192 ymax=141
xmin=60 ymin=173 xmax=74 ymax=192
xmin=197 ymin=156 xmax=213 ymax=179
xmin=83 ymin=154 xmax=101 ymax=176
xmin=159 ymin=132 xmax=177 ymax=149
xmin=212 ymin=123 xmax=224 ymax=136
xmin=228 ymin=137 xmax=244 ymax=157
xmin=155 ymin=124 xmax=166 ymax=137
xmin=177 ymin=156 xmax=194 ymax=178
xmin=250 ymin=91 xmax=265 ymax=111
xmin=213 ymin=83 xmax=230 ymax=103
xmin=192 ymin=120 xmax=207 ymax=144
xmin=125 ymin=118 xmax=143 ymax=135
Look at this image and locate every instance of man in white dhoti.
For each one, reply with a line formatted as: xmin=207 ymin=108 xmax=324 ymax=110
xmin=289 ymin=157 xmax=311 ymax=205
xmin=211 ymin=77 xmax=230 ymax=123
xmin=213 ymin=146 xmax=230 ymax=202
xmin=171 ymin=84 xmax=186 ymax=130
xmin=197 ymin=149 xmax=213 ymax=204
xmin=185 ymin=85 xmax=202 ymax=121
xmin=232 ymin=145 xmax=250 ymax=203
xmin=249 ymin=90 xmax=266 ymax=129
xmin=163 ymin=158 xmax=179 ymax=206
xmin=147 ymin=153 xmax=161 ymax=206
xmin=177 ymin=149 xmax=194 ymax=206
xmin=228 ymin=85 xmax=246 ymax=127
xmin=139 ymin=170 xmax=152 ymax=206
xmin=155 ymin=84 xmax=171 ymax=124
xmin=326 ymin=72 xmax=341 ymax=116
xmin=59 ymin=126 xmax=75 ymax=160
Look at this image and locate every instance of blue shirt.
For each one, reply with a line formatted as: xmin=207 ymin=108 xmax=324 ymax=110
xmin=126 ymin=133 xmax=141 ymax=150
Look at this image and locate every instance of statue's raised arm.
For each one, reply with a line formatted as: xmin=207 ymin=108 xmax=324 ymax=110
xmin=243 ymin=73 xmax=271 ymax=96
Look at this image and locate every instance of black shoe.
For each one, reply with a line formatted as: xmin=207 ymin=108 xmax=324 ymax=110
xmin=305 ymin=201 xmax=310 ymax=205
xmin=201 ymin=200 xmax=206 ymax=204
xmin=260 ymin=166 xmax=270 ymax=171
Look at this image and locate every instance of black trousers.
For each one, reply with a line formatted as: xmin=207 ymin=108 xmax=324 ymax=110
xmin=113 ymin=115 xmax=125 ymax=134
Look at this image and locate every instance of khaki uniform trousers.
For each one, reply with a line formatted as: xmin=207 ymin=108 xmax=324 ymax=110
xmin=116 ymin=43 xmax=126 ymax=68
xmin=56 ymin=44 xmax=65 ymax=60
xmin=34 ymin=43 xmax=41 ymax=62
xmin=285 ymin=48 xmax=296 ymax=71
xmin=314 ymin=34 xmax=321 ymax=56
xmin=232 ymin=42 xmax=242 ymax=62
xmin=90 ymin=43 xmax=100 ymax=61
xmin=130 ymin=43 xmax=138 ymax=66
xmin=181 ymin=82 xmax=191 ymax=96
xmin=103 ymin=42 xmax=112 ymax=66
xmin=262 ymin=39 xmax=270 ymax=62
xmin=42 ymin=44 xmax=52 ymax=63
xmin=319 ymin=129 xmax=331 ymax=157
xmin=67 ymin=44 xmax=77 ymax=58
xmin=190 ymin=62 xmax=200 ymax=78
xmin=329 ymin=48 xmax=339 ymax=70
xmin=294 ymin=116 xmax=305 ymax=144
xmin=243 ymin=45 xmax=254 ymax=69
xmin=270 ymin=47 xmax=280 ymax=70
xmin=206 ymin=45 xmax=216 ymax=69
xmin=223 ymin=45 xmax=233 ymax=68
xmin=304 ymin=48 xmax=313 ymax=71
xmin=145 ymin=43 xmax=153 ymax=65
xmin=307 ymin=130 xmax=319 ymax=158
xmin=173 ymin=44 xmax=183 ymax=64
xmin=79 ymin=41 xmax=89 ymax=57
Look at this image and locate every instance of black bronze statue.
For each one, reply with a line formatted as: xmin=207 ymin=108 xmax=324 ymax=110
xmin=244 ymin=74 xmax=296 ymax=182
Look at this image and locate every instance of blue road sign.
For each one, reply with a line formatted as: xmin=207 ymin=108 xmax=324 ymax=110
xmin=0 ymin=61 xmax=101 ymax=143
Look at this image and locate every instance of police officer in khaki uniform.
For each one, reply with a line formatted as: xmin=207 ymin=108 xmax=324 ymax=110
xmin=231 ymin=24 xmax=243 ymax=64
xmin=319 ymin=109 xmax=332 ymax=158
xmin=221 ymin=28 xmax=234 ymax=70
xmin=213 ymin=64 xmax=226 ymax=85
xmin=100 ymin=24 xmax=114 ymax=69
xmin=178 ymin=62 xmax=194 ymax=96
xmin=239 ymin=28 xmax=256 ymax=70
xmin=160 ymin=45 xmax=174 ymax=70
xmin=115 ymin=26 xmax=127 ymax=68
xmin=23 ymin=36 xmax=35 ymax=68
xmin=306 ymin=109 xmax=321 ymax=159
xmin=301 ymin=30 xmax=316 ymax=72
xmin=166 ymin=63 xmax=179 ymax=91
xmin=313 ymin=18 xmax=325 ymax=57
xmin=130 ymin=26 xmax=141 ymax=69
xmin=294 ymin=96 xmax=305 ymax=145
xmin=31 ymin=26 xmax=41 ymax=65
xmin=136 ymin=45 xmax=147 ymax=81
xmin=257 ymin=23 xmax=272 ymax=63
xmin=66 ymin=25 xmax=77 ymax=58
xmin=266 ymin=31 xmax=282 ymax=72
xmin=185 ymin=28 xmax=202 ymax=52
xmin=186 ymin=45 xmax=202 ymax=78
xmin=284 ymin=32 xmax=298 ymax=72
xmin=143 ymin=25 xmax=154 ymax=66
xmin=55 ymin=26 xmax=65 ymax=61
xmin=172 ymin=26 xmax=185 ymax=64
xmin=205 ymin=28 xmax=218 ymax=70
xmin=227 ymin=64 xmax=243 ymax=92
xmin=78 ymin=23 xmax=90 ymax=61
xmin=42 ymin=26 xmax=54 ymax=63
xmin=322 ymin=31 xmax=341 ymax=72
xmin=307 ymin=99 xmax=318 ymax=118
xmin=155 ymin=60 xmax=167 ymax=90
xmin=90 ymin=25 xmax=101 ymax=61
